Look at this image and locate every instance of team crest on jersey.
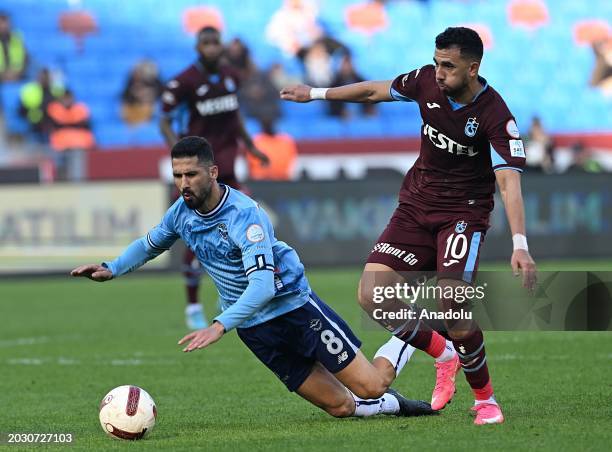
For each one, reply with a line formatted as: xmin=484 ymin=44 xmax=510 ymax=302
xmin=224 ymin=77 xmax=236 ymax=92
xmin=309 ymin=319 xmax=322 ymax=331
xmin=455 ymin=221 xmax=468 ymax=233
xmin=464 ymin=117 xmax=479 ymax=137
xmin=196 ymin=84 xmax=209 ymax=96
xmin=217 ymin=223 xmax=228 ymax=241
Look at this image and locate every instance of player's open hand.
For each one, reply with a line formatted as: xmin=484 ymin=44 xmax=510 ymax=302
xmin=280 ymin=84 xmax=313 ymax=103
xmin=511 ymin=250 xmax=537 ymax=292
xmin=178 ymin=322 xmax=225 ymax=352
xmin=70 ymin=264 xmax=113 ymax=282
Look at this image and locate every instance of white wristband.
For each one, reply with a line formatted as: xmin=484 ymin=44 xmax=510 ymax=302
xmin=512 ymin=233 xmax=528 ymax=251
xmin=310 ymin=87 xmax=328 ymax=100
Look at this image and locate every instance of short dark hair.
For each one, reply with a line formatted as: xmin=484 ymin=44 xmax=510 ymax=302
xmin=171 ymin=136 xmax=215 ymax=165
xmin=435 ymin=27 xmax=483 ymax=61
xmin=197 ymin=26 xmax=220 ymax=39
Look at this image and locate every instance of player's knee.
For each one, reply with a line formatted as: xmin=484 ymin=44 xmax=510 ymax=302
xmin=351 ymin=377 xmax=387 ymax=400
xmin=324 ymin=398 xmax=355 ymax=418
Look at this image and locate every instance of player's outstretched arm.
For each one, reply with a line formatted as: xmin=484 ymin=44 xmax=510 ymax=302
xmin=495 ymin=169 xmax=537 ymax=291
xmin=280 ymin=80 xmax=393 ymax=103
xmin=70 ymin=264 xmax=113 ymax=282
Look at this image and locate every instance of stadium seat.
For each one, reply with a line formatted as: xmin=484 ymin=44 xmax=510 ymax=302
xmin=2 ymin=0 xmax=610 ymax=145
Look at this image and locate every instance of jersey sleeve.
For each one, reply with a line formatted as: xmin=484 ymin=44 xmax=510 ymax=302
xmin=104 ymin=204 xmax=180 ymax=277
xmin=147 ymin=201 xmax=181 ymax=251
xmin=228 ymin=206 xmax=275 ymax=276
xmin=389 ymin=66 xmax=427 ymax=102
xmin=488 ymin=116 xmax=526 ymax=172
xmin=161 ymin=71 xmax=191 ymax=115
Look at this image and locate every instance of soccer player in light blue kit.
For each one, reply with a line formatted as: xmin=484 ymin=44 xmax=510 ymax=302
xmin=71 ymin=136 xmax=436 ymax=419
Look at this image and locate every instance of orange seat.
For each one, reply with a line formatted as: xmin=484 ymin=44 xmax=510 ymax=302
xmin=508 ymin=0 xmax=549 ymax=29
xmin=183 ymin=6 xmax=224 ymax=34
xmin=345 ymin=1 xmax=388 ymax=35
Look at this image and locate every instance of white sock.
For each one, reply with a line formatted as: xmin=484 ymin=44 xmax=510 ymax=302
xmin=475 ymin=395 xmax=497 ymax=406
xmin=352 ymin=392 xmax=400 ymax=417
xmin=435 ymin=340 xmax=456 ymax=363
xmin=374 ymin=336 xmax=416 ymax=377
xmin=185 ymin=303 xmax=203 ymax=316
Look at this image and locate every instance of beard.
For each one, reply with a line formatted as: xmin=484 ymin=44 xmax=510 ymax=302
xmin=182 ymin=185 xmax=211 ymax=210
xmin=441 ymin=76 xmax=471 ymax=99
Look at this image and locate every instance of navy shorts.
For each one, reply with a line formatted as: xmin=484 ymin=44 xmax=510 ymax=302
xmin=236 ymin=291 xmax=362 ymax=392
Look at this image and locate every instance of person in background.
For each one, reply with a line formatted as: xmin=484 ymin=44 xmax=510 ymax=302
xmin=226 ymin=38 xmax=282 ymax=123
xmin=47 ymin=89 xmax=95 ymax=181
xmin=525 ymin=116 xmax=555 ymax=173
xmin=590 ymin=37 xmax=612 ymax=96
xmin=0 ymin=12 xmax=28 ymax=82
xmin=248 ymin=117 xmax=297 ymax=181
xmin=225 ymin=38 xmax=254 ymax=80
xmin=19 ymin=68 xmax=64 ymax=137
xmin=265 ymin=0 xmax=322 ymax=57
xmin=240 ymin=66 xmax=282 ymax=124
xmin=566 ymin=142 xmax=604 ymax=173
xmin=328 ymin=53 xmax=376 ymax=118
xmin=121 ymin=60 xmax=163 ymax=125
xmin=298 ymin=36 xmax=348 ymax=89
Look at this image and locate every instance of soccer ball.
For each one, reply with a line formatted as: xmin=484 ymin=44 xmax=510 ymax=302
xmin=98 ymin=385 xmax=157 ymax=440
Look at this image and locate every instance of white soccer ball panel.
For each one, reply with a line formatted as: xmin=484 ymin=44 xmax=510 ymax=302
xmin=98 ymin=385 xmax=156 ymax=440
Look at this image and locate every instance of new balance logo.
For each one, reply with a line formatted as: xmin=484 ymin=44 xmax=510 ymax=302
xmin=338 ymin=351 xmax=349 ymax=364
xmin=427 ymin=102 xmax=441 ymax=109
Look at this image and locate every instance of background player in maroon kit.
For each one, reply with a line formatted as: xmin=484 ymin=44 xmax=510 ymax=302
xmin=160 ymin=26 xmax=269 ymax=330
xmin=281 ymin=27 xmax=537 ymax=425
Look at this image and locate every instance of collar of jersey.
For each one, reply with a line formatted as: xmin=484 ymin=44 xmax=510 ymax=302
xmin=195 ymin=184 xmax=229 ymax=219
xmin=447 ymin=75 xmax=488 ymax=111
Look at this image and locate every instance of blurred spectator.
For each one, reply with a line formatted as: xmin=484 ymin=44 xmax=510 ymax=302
xmin=265 ymin=0 xmax=322 ymax=57
xmin=19 ymin=68 xmax=64 ymax=136
xmin=240 ymin=66 xmax=281 ymax=123
xmin=47 ymin=89 xmax=95 ymax=181
xmin=300 ymin=39 xmax=334 ymax=87
xmin=525 ymin=116 xmax=555 ymax=173
xmin=120 ymin=60 xmax=163 ymax=125
xmin=268 ymin=62 xmax=302 ymax=91
xmin=589 ymin=38 xmax=612 ymax=96
xmin=0 ymin=12 xmax=28 ymax=82
xmin=566 ymin=142 xmax=604 ymax=173
xmin=247 ymin=118 xmax=297 ymax=180
xmin=328 ymin=53 xmax=376 ymax=118
xmin=225 ymin=37 xmax=255 ymax=79
xmin=297 ymin=36 xmax=348 ymax=87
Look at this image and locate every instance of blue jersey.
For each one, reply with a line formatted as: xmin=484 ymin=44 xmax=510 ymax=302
xmin=104 ymin=185 xmax=310 ymax=330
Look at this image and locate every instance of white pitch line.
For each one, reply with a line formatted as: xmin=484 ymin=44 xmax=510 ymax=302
xmin=0 ymin=336 xmax=50 ymax=348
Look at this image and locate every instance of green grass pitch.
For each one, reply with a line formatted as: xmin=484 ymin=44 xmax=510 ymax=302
xmin=1 ymin=265 xmax=610 ymax=451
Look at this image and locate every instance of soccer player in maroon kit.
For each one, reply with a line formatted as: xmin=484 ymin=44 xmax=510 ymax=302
xmin=160 ymin=26 xmax=269 ymax=330
xmin=281 ymin=27 xmax=537 ymax=425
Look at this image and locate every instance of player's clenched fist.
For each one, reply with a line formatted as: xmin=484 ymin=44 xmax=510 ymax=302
xmin=70 ymin=264 xmax=113 ymax=282
xmin=280 ymin=84 xmax=314 ymax=102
